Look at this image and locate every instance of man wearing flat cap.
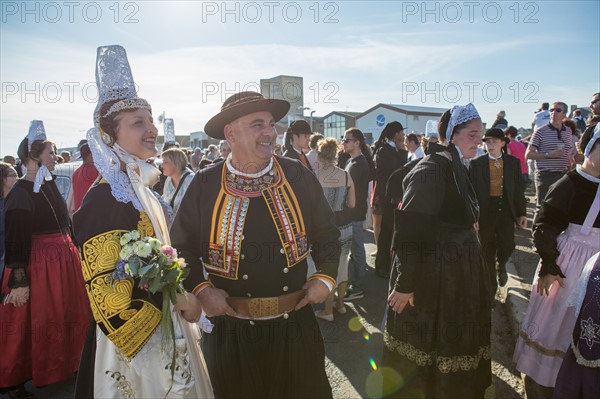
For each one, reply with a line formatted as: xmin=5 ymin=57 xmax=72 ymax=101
xmin=283 ymin=119 xmax=314 ymax=172
xmin=171 ymin=91 xmax=340 ymax=397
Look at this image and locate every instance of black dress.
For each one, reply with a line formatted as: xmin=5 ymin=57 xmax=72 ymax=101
xmin=382 ymin=149 xmax=494 ymax=398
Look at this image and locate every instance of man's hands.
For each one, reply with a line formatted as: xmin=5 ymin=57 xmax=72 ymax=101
xmin=295 ymin=279 xmax=330 ymax=311
xmin=196 ymin=287 xmax=238 ymax=318
xmin=516 ymin=216 xmax=528 ymax=229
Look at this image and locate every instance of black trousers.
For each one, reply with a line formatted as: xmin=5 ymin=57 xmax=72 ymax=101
xmin=375 ymin=204 xmax=395 ymax=277
xmin=479 ymin=197 xmax=515 ymax=288
xmin=201 ymin=306 xmax=332 ymax=399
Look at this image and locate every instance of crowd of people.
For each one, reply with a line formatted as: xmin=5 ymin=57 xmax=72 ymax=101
xmin=0 ymin=43 xmax=598 ymax=399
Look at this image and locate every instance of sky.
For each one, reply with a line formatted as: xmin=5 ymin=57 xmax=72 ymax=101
xmin=1 ymin=0 xmax=599 ymax=152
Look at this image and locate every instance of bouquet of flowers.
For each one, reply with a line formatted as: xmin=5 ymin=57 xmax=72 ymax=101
xmin=112 ymin=230 xmax=189 ymax=378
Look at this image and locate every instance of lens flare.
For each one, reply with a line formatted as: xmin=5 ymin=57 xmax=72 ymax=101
xmin=348 ymin=316 xmax=363 ymax=332
xmin=365 ymin=367 xmax=406 ymax=399
xmin=369 ymin=358 xmax=377 ymax=371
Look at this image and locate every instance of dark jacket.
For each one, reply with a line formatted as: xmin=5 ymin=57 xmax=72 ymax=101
xmin=282 ymin=148 xmax=314 ymax=172
xmin=469 ymin=153 xmax=526 ymax=226
xmin=372 ymin=143 xmax=408 ymax=209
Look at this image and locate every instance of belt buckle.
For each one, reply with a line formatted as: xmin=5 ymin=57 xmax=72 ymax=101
xmin=248 ymin=297 xmax=278 ymax=318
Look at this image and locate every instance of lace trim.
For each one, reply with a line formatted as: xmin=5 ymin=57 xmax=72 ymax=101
xmin=572 ymin=337 xmax=600 ymax=368
xmin=87 ymin=128 xmax=143 ymax=211
xmin=384 ymin=331 xmax=491 ymax=373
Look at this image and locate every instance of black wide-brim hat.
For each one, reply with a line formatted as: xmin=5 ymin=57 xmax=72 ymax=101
xmin=287 ymin=119 xmax=312 ymax=135
xmin=204 ymin=91 xmax=290 ymax=139
xmin=483 ymin=127 xmax=509 ymax=143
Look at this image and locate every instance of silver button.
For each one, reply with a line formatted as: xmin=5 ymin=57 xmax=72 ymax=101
xmin=241 ymin=254 xmax=245 ymax=260
xmin=247 ymin=293 xmax=252 ymax=297
xmin=283 ymin=268 xmax=289 ymax=274
xmin=249 ymin=321 xmax=255 ymax=325
xmin=241 ymin=235 xmax=245 ymax=240
xmin=280 ymin=248 xmax=285 ymax=254
xmin=243 ymin=274 xmax=249 ymax=280
xmin=283 ymin=313 xmax=289 ymax=319
xmin=283 ymin=286 xmax=289 ymax=292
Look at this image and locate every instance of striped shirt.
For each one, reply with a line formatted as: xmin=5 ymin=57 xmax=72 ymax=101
xmin=530 ymin=123 xmax=572 ymax=172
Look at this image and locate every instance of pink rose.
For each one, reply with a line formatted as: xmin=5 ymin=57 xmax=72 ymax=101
xmin=160 ymin=245 xmax=178 ymax=262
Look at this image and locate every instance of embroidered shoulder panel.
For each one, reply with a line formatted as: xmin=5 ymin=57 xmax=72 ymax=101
xmin=80 ymin=218 xmax=160 ymax=358
xmin=205 ymin=159 xmax=308 ymax=279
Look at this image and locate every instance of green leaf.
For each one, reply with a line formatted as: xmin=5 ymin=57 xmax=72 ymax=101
xmin=138 ymin=263 xmax=155 ymax=277
xmin=148 ymin=276 xmax=165 ymax=294
xmin=128 ymin=257 xmax=141 ymax=275
xmin=165 ymin=268 xmax=181 ymax=284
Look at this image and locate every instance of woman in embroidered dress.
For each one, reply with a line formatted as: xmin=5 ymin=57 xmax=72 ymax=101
xmin=382 ymin=104 xmax=494 ymax=398
xmin=0 ymin=122 xmax=91 ymax=399
xmin=313 ymin=138 xmax=355 ymax=321
xmin=514 ymin=124 xmax=600 ymax=398
xmin=161 ymin=148 xmax=194 ymax=216
xmin=73 ymin=45 xmax=212 ymax=399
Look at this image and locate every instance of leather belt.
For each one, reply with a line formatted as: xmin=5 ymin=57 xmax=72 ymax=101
xmin=227 ymin=290 xmax=306 ymax=320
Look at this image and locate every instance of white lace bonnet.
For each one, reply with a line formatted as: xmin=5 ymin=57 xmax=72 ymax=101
xmin=446 ymin=103 xmax=481 ymax=141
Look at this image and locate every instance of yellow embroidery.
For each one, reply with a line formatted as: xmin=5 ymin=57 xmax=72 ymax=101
xmin=137 ymin=212 xmax=155 ymax=238
xmin=107 ymin=302 xmax=161 ymax=359
xmin=384 ymin=332 xmax=490 ymax=373
xmin=81 ymin=218 xmax=160 ymax=359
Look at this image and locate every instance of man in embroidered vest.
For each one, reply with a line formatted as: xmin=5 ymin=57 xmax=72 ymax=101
xmin=171 ymin=91 xmax=340 ymax=398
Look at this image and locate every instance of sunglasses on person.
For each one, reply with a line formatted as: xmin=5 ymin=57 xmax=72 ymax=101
xmin=341 ymin=138 xmax=357 ymax=144
xmin=549 ymin=108 xmax=564 ymax=113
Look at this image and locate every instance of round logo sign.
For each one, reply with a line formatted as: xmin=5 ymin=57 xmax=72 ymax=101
xmin=376 ymin=114 xmax=386 ymax=127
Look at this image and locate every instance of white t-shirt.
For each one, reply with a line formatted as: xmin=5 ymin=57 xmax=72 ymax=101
xmin=532 ymin=110 xmax=550 ymax=130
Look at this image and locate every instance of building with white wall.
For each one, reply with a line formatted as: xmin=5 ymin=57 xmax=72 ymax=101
xmin=356 ymin=104 xmax=447 ymax=143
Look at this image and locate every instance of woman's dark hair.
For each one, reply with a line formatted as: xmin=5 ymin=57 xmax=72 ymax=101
xmin=438 ymin=109 xmax=478 ymax=143
xmin=0 ymin=161 xmax=14 ymax=198
xmin=373 ymin=121 xmax=403 ymax=153
xmin=17 ymin=138 xmax=54 ymax=164
xmin=562 ymin=118 xmax=579 ymax=137
xmin=504 ymin=126 xmax=518 ymax=139
xmin=406 ymin=133 xmax=419 ymax=146
xmin=282 ymin=131 xmax=291 ymax=153
xmin=345 ymin=128 xmax=375 ymax=180
xmin=98 ymin=98 xmax=147 ymax=146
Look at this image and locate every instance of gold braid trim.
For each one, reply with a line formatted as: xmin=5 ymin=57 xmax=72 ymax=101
xmin=384 ymin=332 xmax=491 ymax=373
xmin=80 ymin=213 xmax=160 ymax=358
xmin=571 ymin=337 xmax=600 ymax=368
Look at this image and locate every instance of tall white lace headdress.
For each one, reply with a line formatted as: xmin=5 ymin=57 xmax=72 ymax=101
xmin=26 ymin=120 xmax=53 ymax=192
xmin=88 ymin=45 xmax=169 ymax=244
xmin=163 ymin=118 xmax=176 ymax=145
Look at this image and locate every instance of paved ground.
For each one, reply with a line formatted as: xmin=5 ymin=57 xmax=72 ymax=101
xmin=3 ymin=195 xmax=540 ymax=399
